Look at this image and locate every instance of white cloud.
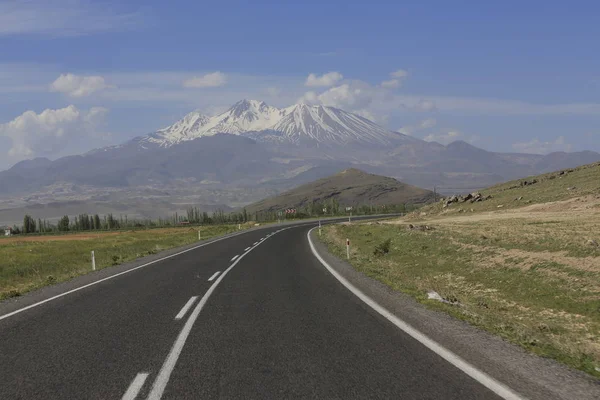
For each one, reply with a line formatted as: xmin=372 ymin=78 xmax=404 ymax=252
xmin=424 ymin=130 xmax=462 ymax=145
xmin=305 ymin=72 xmax=343 ymax=87
xmin=0 ymin=105 xmax=109 ymax=160
xmin=381 ymin=79 xmax=400 ymax=89
xmin=412 ymin=99 xmax=437 ymax=112
xmin=398 ymin=118 xmax=437 ymax=135
xmin=297 ymin=91 xmax=320 ymax=105
xmin=512 ymin=136 xmax=572 ymax=154
xmin=0 ymin=1 xmax=144 ymax=36
xmin=183 ymin=72 xmax=228 ymax=88
xmin=380 ymin=69 xmax=408 ymax=89
xmin=420 ymin=118 xmax=437 ymax=129
xmin=391 ymin=69 xmax=409 ymax=79
xmin=396 ymin=95 xmax=600 ymax=116
xmin=313 ymin=81 xmax=375 ymax=110
xmin=266 ymin=87 xmax=281 ymax=97
xmin=50 ymin=73 xmax=112 ymax=97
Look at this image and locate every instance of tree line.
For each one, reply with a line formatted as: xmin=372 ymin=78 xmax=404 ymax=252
xmin=6 ymin=201 xmax=416 ymax=235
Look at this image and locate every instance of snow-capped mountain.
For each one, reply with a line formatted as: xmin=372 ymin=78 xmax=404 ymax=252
xmin=144 ymin=99 xmax=408 ymax=147
xmin=270 ymin=103 xmax=399 ymax=145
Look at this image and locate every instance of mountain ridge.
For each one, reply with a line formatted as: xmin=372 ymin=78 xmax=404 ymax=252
xmin=142 ymin=99 xmax=412 ymax=148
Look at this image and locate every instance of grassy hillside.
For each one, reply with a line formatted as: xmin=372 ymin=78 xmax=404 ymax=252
xmin=245 ymin=168 xmax=435 ymax=214
xmin=419 ymin=161 xmax=600 ymax=217
xmin=320 ymin=161 xmax=600 ymax=377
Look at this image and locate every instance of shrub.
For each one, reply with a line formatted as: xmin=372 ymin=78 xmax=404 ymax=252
xmin=373 ymin=238 xmax=392 ymax=256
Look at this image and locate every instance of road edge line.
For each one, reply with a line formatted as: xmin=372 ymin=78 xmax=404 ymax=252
xmin=307 ymin=227 xmax=525 ymax=400
xmin=0 ymin=228 xmax=258 ymax=321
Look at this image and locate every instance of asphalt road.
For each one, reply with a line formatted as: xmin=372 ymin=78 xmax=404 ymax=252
xmin=0 ymin=221 xmax=505 ymax=399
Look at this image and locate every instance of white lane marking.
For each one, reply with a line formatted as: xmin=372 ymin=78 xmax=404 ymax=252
xmin=207 ymin=271 xmax=221 ymax=282
xmin=0 ymin=228 xmax=257 ymax=322
xmin=146 ymin=228 xmax=290 ymax=400
xmin=0 ymin=218 xmax=374 ymax=322
xmin=174 ymin=296 xmax=198 ymax=320
xmin=230 ymin=255 xmax=239 ymax=262
xmin=122 ymin=372 xmax=149 ymax=400
xmin=253 ymin=242 xmax=259 ymax=245
xmin=244 ymin=247 xmax=251 ymax=251
xmin=306 ymin=228 xmax=524 ymax=400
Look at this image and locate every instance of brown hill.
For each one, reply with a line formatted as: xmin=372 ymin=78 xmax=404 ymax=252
xmin=244 ymin=168 xmax=435 ymax=214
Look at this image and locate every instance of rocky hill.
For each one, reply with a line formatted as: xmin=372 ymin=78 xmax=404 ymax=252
xmin=244 ymin=168 xmax=435 ymax=214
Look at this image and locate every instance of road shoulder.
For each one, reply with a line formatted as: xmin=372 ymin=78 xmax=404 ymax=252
xmin=309 ymin=229 xmax=600 ymax=400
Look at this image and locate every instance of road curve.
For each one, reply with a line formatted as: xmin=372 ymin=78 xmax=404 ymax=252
xmin=0 ymin=220 xmax=506 ymax=399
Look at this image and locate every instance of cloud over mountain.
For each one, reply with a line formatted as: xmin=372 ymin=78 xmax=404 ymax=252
xmin=0 ymin=105 xmax=109 ymax=161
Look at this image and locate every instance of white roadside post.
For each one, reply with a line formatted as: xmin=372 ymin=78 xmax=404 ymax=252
xmin=91 ymin=251 xmax=96 ymax=271
xmin=198 ymin=228 xmax=201 ymax=241
xmin=238 ymin=224 xmax=241 ymax=230
xmin=319 ymin=219 xmax=322 ymax=236
xmin=346 ymin=238 xmax=350 ymax=260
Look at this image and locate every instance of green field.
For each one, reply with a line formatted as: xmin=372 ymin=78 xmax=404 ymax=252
xmin=0 ymin=224 xmax=247 ymax=300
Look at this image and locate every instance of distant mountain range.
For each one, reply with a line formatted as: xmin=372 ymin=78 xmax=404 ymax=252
xmin=1 ymin=99 xmax=599 ymax=223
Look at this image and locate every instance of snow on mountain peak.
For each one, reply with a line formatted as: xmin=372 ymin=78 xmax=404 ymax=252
xmin=145 ymin=100 xmax=408 ymax=147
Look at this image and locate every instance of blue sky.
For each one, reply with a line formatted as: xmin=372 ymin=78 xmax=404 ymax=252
xmin=0 ymin=0 xmax=599 ymax=170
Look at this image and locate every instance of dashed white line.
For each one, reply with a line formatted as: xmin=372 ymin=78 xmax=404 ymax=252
xmin=0 ymin=227 xmax=258 ymax=322
xmin=174 ymin=296 xmax=198 ymax=320
xmin=146 ymin=228 xmax=289 ymax=400
xmin=244 ymin=247 xmax=251 ymax=251
xmin=253 ymin=242 xmax=259 ymax=245
xmin=307 ymin=228 xmax=524 ymax=400
xmin=208 ymin=271 xmax=221 ymax=281
xmin=121 ymin=372 xmax=149 ymax=400
xmin=230 ymin=255 xmax=239 ymax=262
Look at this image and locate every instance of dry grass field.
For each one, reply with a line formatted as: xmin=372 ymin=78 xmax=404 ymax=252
xmin=320 ymin=162 xmax=600 ymax=376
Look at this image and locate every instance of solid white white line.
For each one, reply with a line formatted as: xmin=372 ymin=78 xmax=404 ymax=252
xmin=174 ymin=296 xmax=198 ymax=320
xmin=230 ymin=255 xmax=239 ymax=262
xmin=122 ymin=372 xmax=149 ymax=400
xmin=0 ymin=217 xmax=371 ymax=322
xmin=146 ymin=227 xmax=290 ymax=400
xmin=306 ymin=228 xmax=524 ymax=400
xmin=244 ymin=247 xmax=251 ymax=251
xmin=0 ymin=228 xmax=256 ymax=322
xmin=207 ymin=271 xmax=221 ymax=282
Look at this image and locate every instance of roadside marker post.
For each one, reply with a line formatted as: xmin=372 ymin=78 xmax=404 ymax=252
xmin=346 ymin=239 xmax=350 ymax=260
xmin=319 ymin=220 xmax=322 ymax=236
xmin=198 ymin=229 xmax=201 ymax=241
xmin=91 ymin=251 xmax=96 ymax=271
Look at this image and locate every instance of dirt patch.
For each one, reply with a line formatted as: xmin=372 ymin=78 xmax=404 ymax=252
xmin=519 ymin=195 xmax=600 ymax=213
